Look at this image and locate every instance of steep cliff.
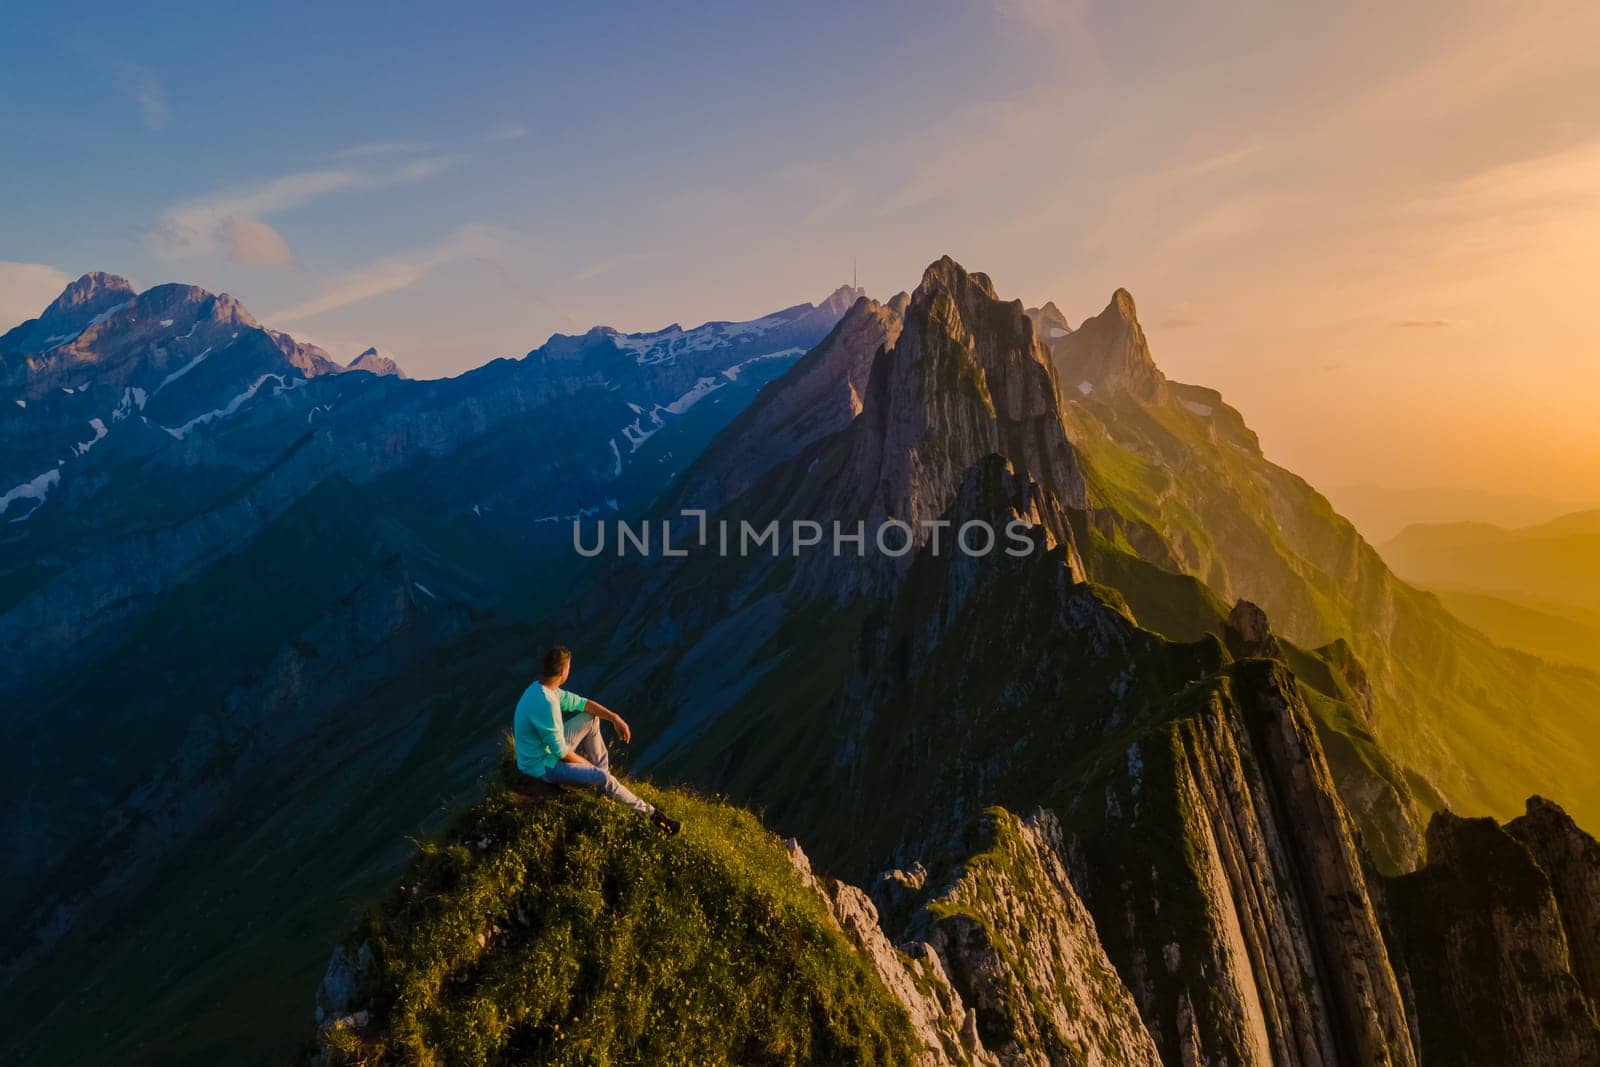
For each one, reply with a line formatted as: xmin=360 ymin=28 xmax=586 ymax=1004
xmin=1381 ymin=801 xmax=1600 ymax=1064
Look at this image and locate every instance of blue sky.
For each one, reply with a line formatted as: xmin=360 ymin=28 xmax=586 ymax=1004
xmin=4 ymin=2 xmax=1600 ymax=499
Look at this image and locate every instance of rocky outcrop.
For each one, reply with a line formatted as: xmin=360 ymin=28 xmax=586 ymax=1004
xmin=1382 ymin=803 xmax=1600 ymax=1064
xmin=788 ymin=838 xmax=997 ymax=1066
xmin=791 ymin=809 xmax=1161 ymax=1066
xmin=1225 ymin=598 xmax=1285 ymax=661
xmin=1507 ymin=796 xmax=1600 ymax=1008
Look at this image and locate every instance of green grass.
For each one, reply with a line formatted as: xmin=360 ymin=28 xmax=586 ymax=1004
xmin=313 ymin=762 xmax=917 ymax=1066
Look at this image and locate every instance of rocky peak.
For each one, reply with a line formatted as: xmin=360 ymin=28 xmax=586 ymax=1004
xmin=834 ymin=255 xmax=1086 ymax=553
xmin=1049 ymin=287 xmax=1165 ymax=401
xmin=817 ymin=283 xmax=868 ymax=318
xmin=202 ymin=292 xmax=259 ymax=330
xmin=44 ymin=272 xmax=136 ymax=320
xmin=1 ymin=272 xmax=138 ymax=358
xmin=1025 ymin=300 xmax=1072 ymax=340
xmin=345 ymin=347 xmax=408 ymax=379
xmin=916 ymin=254 xmax=999 ymax=305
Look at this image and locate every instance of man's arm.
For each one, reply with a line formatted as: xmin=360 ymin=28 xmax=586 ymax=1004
xmin=582 ymin=698 xmax=632 ymax=744
xmin=558 ymin=698 xmax=628 ymax=764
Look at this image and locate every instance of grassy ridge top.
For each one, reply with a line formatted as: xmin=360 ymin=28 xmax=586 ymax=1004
xmin=313 ymin=771 xmax=916 ymax=1066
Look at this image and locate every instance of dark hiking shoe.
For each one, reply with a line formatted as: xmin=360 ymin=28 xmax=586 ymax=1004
xmin=651 ymin=809 xmax=681 ymax=836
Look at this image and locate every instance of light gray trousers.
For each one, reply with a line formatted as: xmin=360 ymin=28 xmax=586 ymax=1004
xmin=539 ymin=713 xmax=653 ymax=816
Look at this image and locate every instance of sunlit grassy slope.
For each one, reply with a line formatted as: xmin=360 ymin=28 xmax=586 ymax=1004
xmin=312 ymin=771 xmax=916 ymax=1066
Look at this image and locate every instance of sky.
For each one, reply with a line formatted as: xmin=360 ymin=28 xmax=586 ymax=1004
xmin=3 ymin=1 xmax=1599 ymax=503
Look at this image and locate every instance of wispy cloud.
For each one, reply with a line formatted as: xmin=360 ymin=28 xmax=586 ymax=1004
xmin=149 ymin=157 xmax=463 ymax=263
xmin=0 ymin=262 xmax=74 ymax=333
xmin=268 ymin=223 xmax=507 ymax=322
xmin=333 ymin=140 xmax=435 ymax=159
xmin=1392 ymin=319 xmax=1459 ymax=329
xmin=573 ymin=251 xmax=655 ymax=283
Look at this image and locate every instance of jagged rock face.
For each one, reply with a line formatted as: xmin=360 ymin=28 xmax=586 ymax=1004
xmin=836 ymin=257 xmax=1086 ymax=554
xmin=1507 ymin=796 xmax=1600 ymax=1009
xmin=903 ymin=810 xmax=1162 ymax=1066
xmin=792 ymin=809 xmax=1161 ymax=1066
xmin=1072 ymin=660 xmax=1416 ymax=1067
xmin=1045 ymin=289 xmax=1163 ymax=401
xmin=787 ymin=837 xmax=998 ymax=1066
xmin=1382 ymin=805 xmax=1600 ymax=1064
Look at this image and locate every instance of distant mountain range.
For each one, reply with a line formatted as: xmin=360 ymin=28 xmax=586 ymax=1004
xmin=5 ymin=261 xmax=1599 ymax=1064
xmin=1325 ymin=483 xmax=1595 ymax=544
xmin=1379 ymin=510 xmax=1600 ymax=673
xmin=1381 ymin=510 xmax=1600 ymax=613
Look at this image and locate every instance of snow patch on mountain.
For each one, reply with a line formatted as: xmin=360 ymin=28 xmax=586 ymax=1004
xmin=622 ymin=409 xmax=666 ymax=452
xmin=720 ymin=346 xmax=803 ymax=381
xmin=532 ymin=505 xmax=601 ymax=524
xmin=162 ymin=373 xmax=304 ymax=440
xmin=112 ymin=387 xmax=148 ymax=421
xmin=153 ymin=347 xmax=213 ymax=395
xmin=75 ymin=418 xmax=108 ymax=455
xmin=606 ymin=311 xmax=803 ymax=366
xmin=664 ymin=377 xmax=725 ymax=416
xmin=1 ymin=467 xmax=61 ymax=517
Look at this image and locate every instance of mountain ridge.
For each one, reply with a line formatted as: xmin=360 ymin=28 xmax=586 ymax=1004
xmin=6 ymin=256 xmax=1600 ymax=1065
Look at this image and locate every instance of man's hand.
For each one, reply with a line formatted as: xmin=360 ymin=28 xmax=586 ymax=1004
xmin=586 ymin=699 xmax=632 ymax=744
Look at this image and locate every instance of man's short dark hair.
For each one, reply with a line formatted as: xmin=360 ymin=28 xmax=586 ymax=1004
xmin=542 ymin=645 xmax=572 ymax=678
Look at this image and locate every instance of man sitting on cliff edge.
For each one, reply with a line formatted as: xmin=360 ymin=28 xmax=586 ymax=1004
xmin=513 ymin=644 xmax=680 ymax=835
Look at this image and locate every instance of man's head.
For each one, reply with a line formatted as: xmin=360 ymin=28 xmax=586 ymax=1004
xmin=541 ymin=645 xmax=572 ymax=686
